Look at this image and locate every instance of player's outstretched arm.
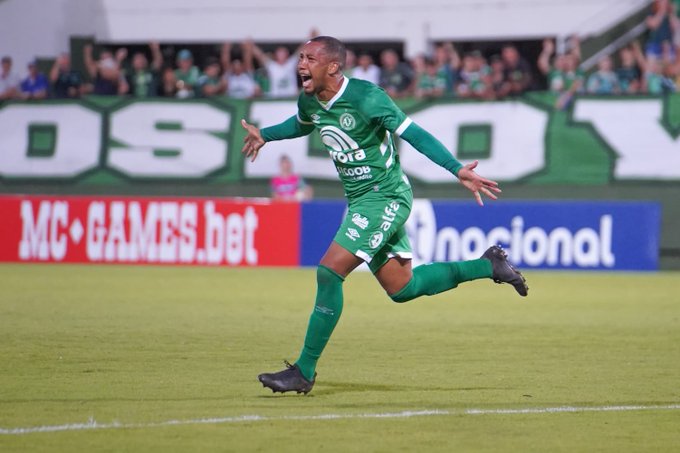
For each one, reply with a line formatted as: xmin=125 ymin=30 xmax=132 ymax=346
xmin=241 ymin=116 xmax=316 ymax=162
xmin=400 ymin=121 xmax=500 ymax=206
xmin=241 ymin=119 xmax=266 ymax=162
xmin=456 ymin=160 xmax=501 ymax=206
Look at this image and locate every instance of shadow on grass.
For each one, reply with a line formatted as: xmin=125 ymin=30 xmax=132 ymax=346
xmin=257 ymin=380 xmax=509 ymax=397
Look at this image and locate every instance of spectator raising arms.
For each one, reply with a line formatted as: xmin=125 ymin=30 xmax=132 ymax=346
xmin=0 ymin=56 xmax=21 ymax=100
xmin=616 ymin=43 xmax=645 ymax=94
xmin=125 ymin=42 xmax=163 ymax=98
xmin=538 ymin=38 xmax=584 ymax=110
xmin=20 ymin=60 xmax=48 ymax=99
xmin=251 ymin=31 xmax=319 ymax=98
xmin=83 ymin=44 xmax=128 ymax=96
xmin=221 ymin=41 xmax=261 ymax=99
xmin=646 ymin=0 xmax=677 ymax=61
xmin=50 ymin=52 xmax=83 ymax=98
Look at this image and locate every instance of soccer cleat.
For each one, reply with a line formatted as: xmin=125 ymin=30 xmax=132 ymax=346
xmin=481 ymin=245 xmax=529 ymax=296
xmin=258 ymin=360 xmax=316 ymax=394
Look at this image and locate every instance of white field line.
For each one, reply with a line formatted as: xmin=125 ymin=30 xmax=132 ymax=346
xmin=1 ymin=404 xmax=679 ymax=436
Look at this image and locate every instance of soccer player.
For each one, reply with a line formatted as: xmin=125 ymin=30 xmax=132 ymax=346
xmin=241 ymin=36 xmax=528 ymax=395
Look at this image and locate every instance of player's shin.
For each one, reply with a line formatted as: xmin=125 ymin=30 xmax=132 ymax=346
xmin=390 ymin=259 xmax=492 ymax=303
xmin=295 ymin=265 xmax=345 ymax=381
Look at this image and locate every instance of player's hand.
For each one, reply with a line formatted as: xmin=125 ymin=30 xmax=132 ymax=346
xmin=456 ymin=160 xmax=501 ymax=206
xmin=241 ymin=119 xmax=265 ymax=162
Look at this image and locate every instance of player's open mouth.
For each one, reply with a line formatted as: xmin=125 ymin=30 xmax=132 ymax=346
xmin=300 ymin=74 xmax=312 ymax=88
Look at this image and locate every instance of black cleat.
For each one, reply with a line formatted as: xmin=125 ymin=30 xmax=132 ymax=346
xmin=258 ymin=360 xmax=315 ymax=395
xmin=482 ymin=245 xmax=529 ymax=297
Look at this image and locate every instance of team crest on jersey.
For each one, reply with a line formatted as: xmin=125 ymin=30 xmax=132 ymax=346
xmin=369 ymin=231 xmax=384 ymax=249
xmin=311 ymin=113 xmax=321 ymax=123
xmin=339 ymin=113 xmax=356 ymax=131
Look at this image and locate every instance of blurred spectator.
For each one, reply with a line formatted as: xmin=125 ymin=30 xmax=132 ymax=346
xmin=83 ymin=44 xmax=128 ymax=95
xmin=502 ymin=44 xmax=532 ymax=95
xmin=414 ymin=56 xmax=447 ymax=99
xmin=20 ymin=60 xmax=48 ymax=99
xmin=352 ymin=53 xmax=380 ymax=85
xmin=538 ymin=38 xmax=584 ymax=109
xmin=252 ymin=44 xmax=299 ymax=98
xmin=379 ymin=49 xmax=414 ymax=97
xmin=489 ymin=54 xmax=509 ymax=98
xmin=0 ymin=56 xmax=21 ymax=100
xmin=271 ymin=155 xmax=312 ymax=202
xmin=433 ymin=43 xmax=458 ymax=94
xmin=646 ymin=0 xmax=676 ymax=61
xmin=49 ymin=52 xmax=83 ymax=98
xmin=616 ymin=44 xmax=644 ymax=93
xmin=196 ymin=57 xmax=226 ymax=97
xmin=586 ymin=56 xmax=620 ymax=94
xmin=159 ymin=66 xmax=178 ymax=97
xmin=643 ymin=58 xmax=677 ymax=93
xmin=344 ymin=49 xmax=356 ymax=77
xmin=555 ymin=53 xmax=584 ymax=109
xmin=221 ymin=41 xmax=261 ymax=99
xmin=174 ymin=49 xmax=200 ymax=98
xmin=125 ymin=42 xmax=163 ymax=97
xmin=456 ymin=51 xmax=492 ymax=99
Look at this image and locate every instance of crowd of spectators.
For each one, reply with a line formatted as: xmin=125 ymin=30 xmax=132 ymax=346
xmin=3 ymin=3 xmax=680 ymax=107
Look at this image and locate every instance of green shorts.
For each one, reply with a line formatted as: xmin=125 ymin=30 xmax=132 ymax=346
xmin=333 ymin=188 xmax=413 ymax=274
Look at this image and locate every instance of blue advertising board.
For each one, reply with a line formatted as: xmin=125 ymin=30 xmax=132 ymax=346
xmin=301 ymin=200 xmax=661 ymax=271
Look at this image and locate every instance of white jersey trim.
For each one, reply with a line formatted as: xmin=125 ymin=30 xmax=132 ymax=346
xmin=317 ymin=76 xmax=349 ymax=111
xmin=296 ymin=113 xmax=313 ymax=125
xmin=387 ymin=251 xmax=413 ymax=260
xmin=395 ymin=117 xmax=413 ymax=136
xmin=355 ymin=249 xmax=372 ymax=263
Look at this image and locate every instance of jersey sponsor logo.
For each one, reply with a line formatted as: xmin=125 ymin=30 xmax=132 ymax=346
xmin=329 ymin=149 xmax=366 ymax=163
xmin=339 ymin=113 xmax=356 ymax=131
xmin=351 ymin=213 xmax=369 ymax=229
xmin=310 ymin=113 xmax=321 ymax=124
xmin=369 ymin=231 xmax=384 ymax=249
xmin=320 ymin=126 xmax=359 ymax=152
xmin=381 ymin=201 xmax=400 ymax=231
xmin=345 ymin=227 xmax=360 ymax=241
xmin=338 ymin=165 xmax=372 ymax=180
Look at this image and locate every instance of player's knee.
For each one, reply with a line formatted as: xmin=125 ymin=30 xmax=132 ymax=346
xmin=317 ymin=264 xmax=345 ymax=286
xmin=389 ymin=278 xmax=416 ymax=303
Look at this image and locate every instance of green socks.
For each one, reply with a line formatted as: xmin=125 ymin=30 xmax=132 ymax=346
xmin=295 ymin=265 xmax=344 ymax=381
xmin=390 ymin=259 xmax=492 ymax=303
xmin=294 ymin=259 xmax=491 ymax=380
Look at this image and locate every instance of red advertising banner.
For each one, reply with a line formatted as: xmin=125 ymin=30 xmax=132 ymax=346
xmin=0 ymin=195 xmax=299 ymax=266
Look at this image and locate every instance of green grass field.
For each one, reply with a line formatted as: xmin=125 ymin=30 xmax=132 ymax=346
xmin=1 ymin=264 xmax=679 ymax=452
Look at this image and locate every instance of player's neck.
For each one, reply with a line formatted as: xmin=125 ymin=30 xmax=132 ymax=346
xmin=316 ymin=75 xmax=345 ymax=102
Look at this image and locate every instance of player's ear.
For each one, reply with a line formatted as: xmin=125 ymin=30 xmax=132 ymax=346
xmin=328 ymin=61 xmax=340 ymax=75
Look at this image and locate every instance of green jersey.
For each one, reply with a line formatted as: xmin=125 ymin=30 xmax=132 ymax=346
xmin=296 ymin=77 xmax=412 ymax=201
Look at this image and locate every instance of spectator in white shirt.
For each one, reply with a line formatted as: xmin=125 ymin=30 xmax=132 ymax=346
xmin=352 ymin=53 xmax=380 ymax=85
xmin=221 ymin=41 xmax=261 ymax=99
xmin=0 ymin=56 xmax=21 ymax=100
xmin=252 ymin=43 xmax=299 ymax=98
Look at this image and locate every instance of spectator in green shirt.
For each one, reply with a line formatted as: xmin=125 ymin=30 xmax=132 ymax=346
xmin=174 ymin=49 xmax=200 ymax=98
xmin=125 ymin=42 xmax=163 ymax=98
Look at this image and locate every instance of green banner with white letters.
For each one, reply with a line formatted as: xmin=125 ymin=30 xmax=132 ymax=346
xmin=1 ymin=93 xmax=680 ymax=190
